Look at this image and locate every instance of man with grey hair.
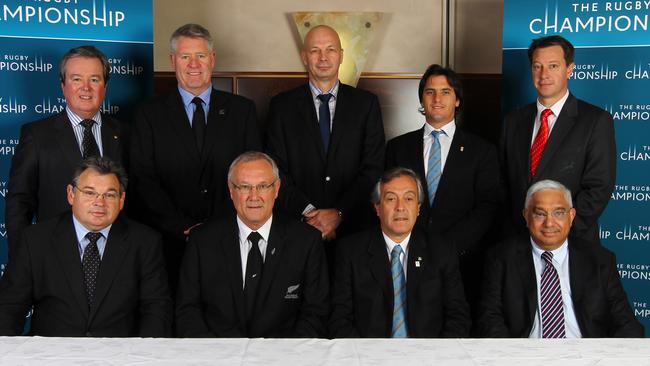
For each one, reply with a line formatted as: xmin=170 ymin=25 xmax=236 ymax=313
xmin=176 ymin=151 xmax=328 ymax=337
xmin=330 ymin=167 xmax=470 ymax=338
xmin=130 ymin=23 xmax=260 ymax=290
xmin=0 ymin=156 xmax=172 ymax=337
xmin=478 ymin=179 xmax=643 ymax=338
xmin=6 ymin=45 xmax=127 ymax=257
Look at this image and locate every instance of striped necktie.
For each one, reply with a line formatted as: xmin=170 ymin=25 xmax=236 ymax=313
xmin=391 ymin=244 xmax=408 ymax=338
xmin=426 ymin=130 xmax=443 ymax=205
xmin=540 ymin=251 xmax=566 ymax=338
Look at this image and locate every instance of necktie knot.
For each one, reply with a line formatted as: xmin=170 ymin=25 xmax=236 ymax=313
xmin=431 ymin=129 xmax=444 ymax=139
xmin=248 ymin=231 xmax=262 ymax=248
xmin=542 ymin=251 xmax=553 ymax=264
xmin=192 ymin=97 xmax=203 ymax=107
xmin=80 ymin=119 xmax=95 ymax=129
xmin=85 ymin=232 xmax=103 ymax=244
xmin=391 ymin=244 xmax=404 ymax=260
xmin=317 ymin=93 xmax=332 ymax=104
xmin=541 ymin=108 xmax=553 ymax=121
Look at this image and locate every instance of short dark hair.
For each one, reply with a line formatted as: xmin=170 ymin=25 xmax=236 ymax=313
xmin=371 ymin=167 xmax=424 ymax=205
xmin=527 ymin=35 xmax=575 ymax=65
xmin=417 ymin=64 xmax=463 ymax=116
xmin=170 ymin=23 xmax=213 ymax=53
xmin=59 ymin=45 xmax=110 ymax=84
xmin=72 ymin=156 xmax=128 ymax=193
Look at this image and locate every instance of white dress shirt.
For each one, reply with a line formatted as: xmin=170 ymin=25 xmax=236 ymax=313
xmin=383 ymin=232 xmax=412 ymax=280
xmin=528 ymin=238 xmax=582 ymax=338
xmin=530 ymin=90 xmax=570 ymax=146
xmin=422 ymin=120 xmax=456 ymax=175
xmin=237 ymin=216 xmax=273 ymax=288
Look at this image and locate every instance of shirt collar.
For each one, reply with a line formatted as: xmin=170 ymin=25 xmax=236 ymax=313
xmin=422 ymin=119 xmax=456 ymax=139
xmin=237 ymin=215 xmax=273 ymax=243
xmin=382 ymin=231 xmax=412 ymax=255
xmin=72 ymin=214 xmax=112 ymax=243
xmin=66 ymin=106 xmax=102 ymax=127
xmin=178 ymin=85 xmax=212 ymax=107
xmin=536 ymin=90 xmax=570 ymax=118
xmin=309 ymin=80 xmax=340 ymax=100
xmin=530 ymin=236 xmax=569 ymax=264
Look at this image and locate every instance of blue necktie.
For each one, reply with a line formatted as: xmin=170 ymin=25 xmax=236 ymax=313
xmin=391 ymin=245 xmax=408 ymax=338
xmin=317 ymin=94 xmax=332 ymax=153
xmin=426 ymin=130 xmax=443 ymax=205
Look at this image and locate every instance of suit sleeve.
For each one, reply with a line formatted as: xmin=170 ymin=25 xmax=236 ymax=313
xmin=439 ymin=241 xmax=471 ymax=337
xmin=129 ymin=107 xmax=195 ymax=239
xmin=137 ymin=232 xmax=173 ymax=337
xmin=5 ymin=124 xmax=38 ymax=257
xmin=175 ymin=237 xmax=216 ymax=337
xmin=571 ymin=109 xmax=616 ymax=239
xmin=603 ymin=252 xmax=644 ymax=337
xmin=328 ymin=239 xmax=361 ymax=338
xmin=292 ymin=230 xmax=329 ymax=337
xmin=384 ymin=138 xmax=397 ymax=170
xmin=0 ymin=232 xmax=34 ymax=335
xmin=444 ymin=142 xmax=501 ymax=252
xmin=476 ymin=247 xmax=512 ymax=337
xmin=335 ymin=95 xmax=385 ymax=218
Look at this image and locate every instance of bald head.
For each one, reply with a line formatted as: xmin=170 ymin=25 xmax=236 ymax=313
xmin=301 ymin=25 xmax=343 ymax=91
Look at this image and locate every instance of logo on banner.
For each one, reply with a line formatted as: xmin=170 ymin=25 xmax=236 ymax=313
xmin=606 ymin=105 xmax=650 ymax=122
xmin=617 ymin=262 xmax=650 ymax=281
xmin=0 ymin=97 xmax=28 ymax=115
xmin=35 ymin=98 xmax=66 ymax=115
xmin=633 ymin=301 xmax=650 ymax=318
xmin=100 ymin=99 xmax=119 ymax=115
xmin=0 ymin=0 xmax=126 ymax=28
xmin=571 ymin=63 xmax=618 ymax=80
xmin=611 ymin=184 xmax=650 ymax=202
xmin=601 ymin=224 xmax=650 ymax=241
xmin=0 ymin=138 xmax=18 ymax=157
xmin=0 ymin=263 xmax=5 ymax=278
xmin=0 ymin=54 xmax=53 ymax=73
xmin=619 ymin=145 xmax=650 ymax=162
xmin=108 ymin=58 xmax=144 ymax=76
xmin=624 ymin=62 xmax=650 ymax=79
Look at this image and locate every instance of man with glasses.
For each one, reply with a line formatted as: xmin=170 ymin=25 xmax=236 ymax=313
xmin=0 ymin=157 xmax=172 ymax=337
xmin=176 ymin=151 xmax=328 ymax=337
xmin=478 ymin=179 xmax=642 ymax=338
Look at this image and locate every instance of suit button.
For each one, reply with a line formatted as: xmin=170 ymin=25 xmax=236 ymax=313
xmin=201 ymin=189 xmax=208 ymax=194
xmin=325 ymin=176 xmax=331 ymax=182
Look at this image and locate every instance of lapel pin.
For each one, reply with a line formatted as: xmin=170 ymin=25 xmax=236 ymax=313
xmin=113 ymin=135 xmax=118 ymax=139
xmin=460 ymin=146 xmax=464 ymax=152
xmin=218 ymin=109 xmax=226 ymax=115
xmin=415 ymin=261 xmax=421 ymax=267
xmin=271 ymin=247 xmax=276 ymax=255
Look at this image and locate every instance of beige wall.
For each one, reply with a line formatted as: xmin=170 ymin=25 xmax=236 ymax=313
xmin=154 ymin=0 xmax=504 ymax=74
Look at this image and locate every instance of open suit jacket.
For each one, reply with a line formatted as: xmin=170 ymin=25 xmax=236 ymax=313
xmin=385 ymin=126 xmax=500 ymax=254
xmin=329 ymin=227 xmax=470 ymax=338
xmin=0 ymin=213 xmax=172 ymax=337
xmin=6 ymin=112 xmax=126 ymax=256
xmin=175 ymin=214 xmax=329 ymax=338
xmin=265 ymin=83 xmax=385 ymax=236
xmin=500 ymin=94 xmax=616 ymax=243
xmin=477 ymin=235 xmax=644 ymax=338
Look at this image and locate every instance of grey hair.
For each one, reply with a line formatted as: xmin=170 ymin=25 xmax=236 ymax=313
xmin=71 ymin=156 xmax=128 ymax=193
xmin=524 ymin=179 xmax=573 ymax=209
xmin=371 ymin=167 xmax=424 ymax=204
xmin=170 ymin=23 xmax=214 ymax=53
xmin=227 ymin=151 xmax=279 ymax=183
xmin=59 ymin=45 xmax=110 ymax=84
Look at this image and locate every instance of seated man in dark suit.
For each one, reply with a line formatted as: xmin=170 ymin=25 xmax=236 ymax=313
xmin=0 ymin=157 xmax=172 ymax=337
xmin=478 ymin=179 xmax=643 ymax=338
xmin=176 ymin=151 xmax=329 ymax=338
xmin=329 ymin=167 xmax=470 ymax=338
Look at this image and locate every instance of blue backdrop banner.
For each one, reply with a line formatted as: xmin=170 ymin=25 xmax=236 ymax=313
xmin=503 ymin=0 xmax=650 ymax=335
xmin=0 ymin=0 xmax=153 ymax=272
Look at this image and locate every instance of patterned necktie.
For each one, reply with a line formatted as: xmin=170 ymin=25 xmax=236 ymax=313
xmin=426 ymin=130 xmax=443 ymax=205
xmin=391 ymin=245 xmax=408 ymax=338
xmin=82 ymin=232 xmax=103 ymax=308
xmin=540 ymin=251 xmax=566 ymax=338
xmin=530 ymin=108 xmax=553 ymax=178
xmin=244 ymin=231 xmax=264 ymax=321
xmin=317 ymin=94 xmax=332 ymax=153
xmin=191 ymin=97 xmax=206 ymax=152
xmin=80 ymin=119 xmax=100 ymax=159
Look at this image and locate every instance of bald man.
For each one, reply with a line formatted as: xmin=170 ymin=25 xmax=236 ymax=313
xmin=265 ymin=25 xmax=385 ymax=255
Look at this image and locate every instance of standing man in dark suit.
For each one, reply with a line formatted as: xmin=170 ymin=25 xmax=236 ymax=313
xmin=329 ymin=167 xmax=470 ymax=338
xmin=478 ymin=180 xmax=643 ymax=338
xmin=266 ymin=25 xmax=385 ymax=245
xmin=501 ymin=35 xmax=616 ymax=243
xmin=130 ymin=24 xmax=261 ymax=288
xmin=385 ymin=64 xmax=500 ymax=315
xmin=176 ymin=152 xmax=328 ymax=337
xmin=0 ymin=157 xmax=172 ymax=337
xmin=6 ymin=46 xmax=127 ymax=257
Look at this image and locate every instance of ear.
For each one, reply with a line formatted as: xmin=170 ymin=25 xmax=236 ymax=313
xmin=67 ymin=184 xmax=75 ymax=206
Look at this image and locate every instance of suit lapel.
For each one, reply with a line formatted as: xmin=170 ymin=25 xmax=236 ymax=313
xmin=54 ymin=113 xmax=83 ymax=167
xmin=222 ymin=218 xmax=246 ymax=326
xmin=405 ymin=230 xmax=427 ymax=335
xmin=568 ymin=240 xmax=589 ymax=335
xmin=99 ymin=115 xmax=120 ymax=159
xmin=328 ymin=83 xmax=349 ymax=161
xmin=53 ymin=214 xmax=89 ymax=318
xmin=166 ymin=90 xmax=200 ymax=162
xmin=255 ymin=217 xmax=287 ymax=313
xmin=89 ymin=217 xmax=129 ymax=321
xmin=516 ymin=105 xmax=537 ymax=183
xmin=410 ymin=127 xmax=430 ymax=211
xmin=515 ymin=238 xmax=538 ymax=327
xmin=297 ymin=85 xmax=326 ymax=162
xmin=534 ymin=94 xmax=578 ymax=179
xmin=367 ymin=228 xmax=393 ymax=333
xmin=432 ymin=128 xmax=465 ymax=207
xmin=200 ymin=90 xmax=229 ymax=168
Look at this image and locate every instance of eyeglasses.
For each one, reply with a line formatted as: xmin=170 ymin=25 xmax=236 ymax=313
xmin=74 ymin=186 xmax=120 ymax=202
xmin=531 ymin=209 xmax=569 ymax=221
xmin=231 ymin=179 xmax=277 ymax=193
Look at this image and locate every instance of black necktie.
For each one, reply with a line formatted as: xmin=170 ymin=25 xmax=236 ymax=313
xmin=317 ymin=94 xmax=332 ymax=153
xmin=244 ymin=231 xmax=263 ymax=322
xmin=80 ymin=119 xmax=100 ymax=159
xmin=82 ymin=232 xmax=103 ymax=308
xmin=191 ymin=97 xmax=206 ymax=152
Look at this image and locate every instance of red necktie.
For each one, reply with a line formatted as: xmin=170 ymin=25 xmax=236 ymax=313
xmin=530 ymin=108 xmax=553 ymax=178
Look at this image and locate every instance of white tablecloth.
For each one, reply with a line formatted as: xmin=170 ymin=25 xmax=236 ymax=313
xmin=0 ymin=337 xmax=649 ymax=365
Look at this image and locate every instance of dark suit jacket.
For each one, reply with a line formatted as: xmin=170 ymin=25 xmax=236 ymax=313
xmin=6 ymin=112 xmax=127 ymax=256
xmin=265 ymin=83 xmax=385 ymax=235
xmin=0 ymin=213 xmax=172 ymax=337
xmin=478 ymin=235 xmax=644 ymax=338
xmin=500 ymin=94 xmax=616 ymax=243
xmin=129 ymin=88 xmax=261 ymax=241
xmin=329 ymin=227 xmax=470 ymax=338
xmin=385 ymin=126 xmax=500 ymax=254
xmin=175 ymin=214 xmax=329 ymax=338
